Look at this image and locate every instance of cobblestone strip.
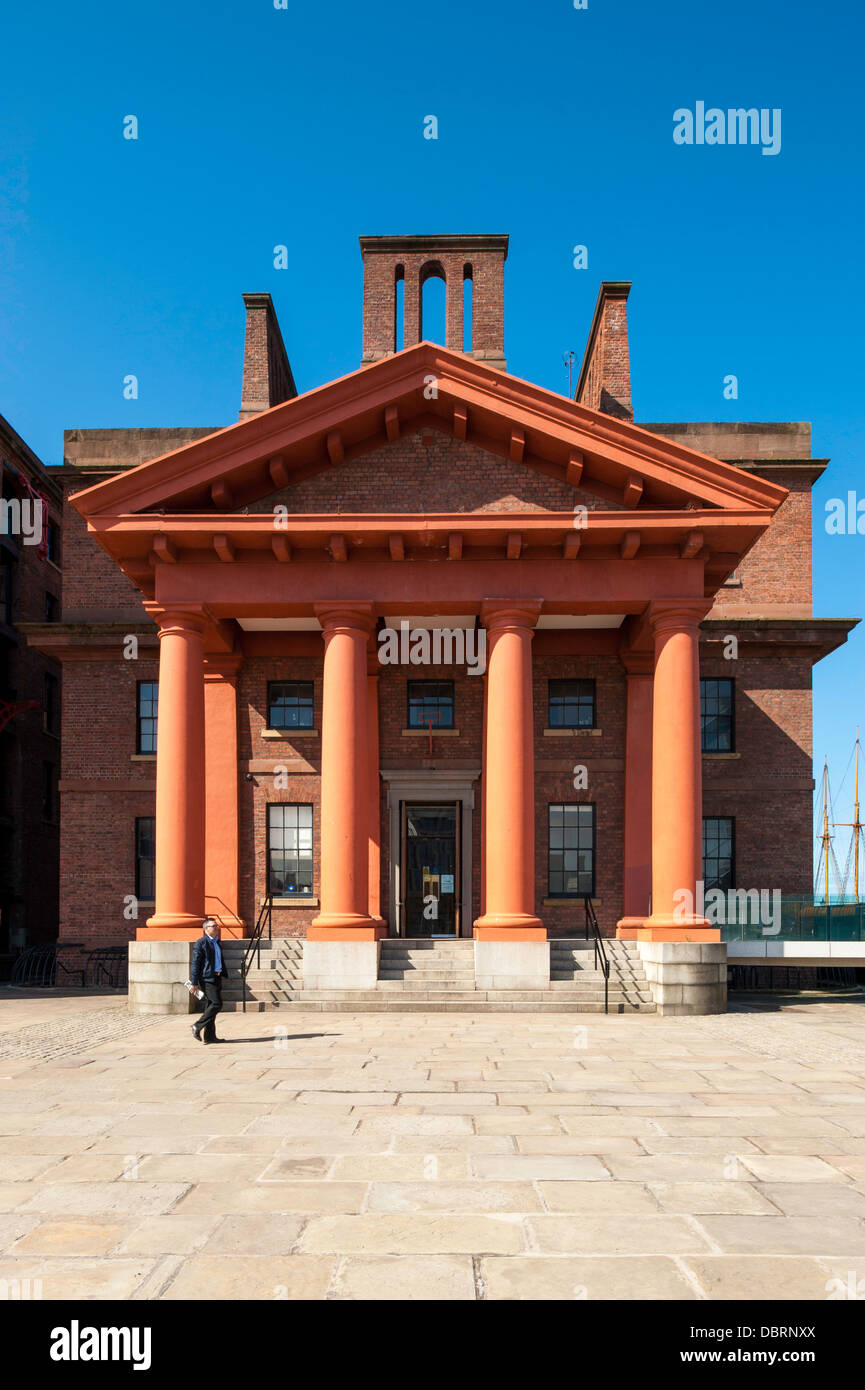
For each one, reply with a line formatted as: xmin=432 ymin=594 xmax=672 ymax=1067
xmin=686 ymin=1011 xmax=865 ymax=1067
xmin=0 ymin=1006 xmax=168 ymax=1060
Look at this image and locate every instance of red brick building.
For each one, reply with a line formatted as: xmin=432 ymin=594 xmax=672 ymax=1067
xmin=0 ymin=415 xmax=63 ymax=965
xmin=28 ymin=235 xmax=855 ymax=985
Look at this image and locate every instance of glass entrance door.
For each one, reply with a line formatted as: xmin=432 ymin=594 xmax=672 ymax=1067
xmin=400 ymin=802 xmax=460 ymax=937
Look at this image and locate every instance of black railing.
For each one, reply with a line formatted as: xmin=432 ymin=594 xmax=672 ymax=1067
xmin=242 ymin=894 xmax=273 ymax=1012
xmin=10 ymin=944 xmax=84 ymax=988
xmin=83 ymin=947 xmax=127 ymax=989
xmin=584 ymin=896 xmax=609 ymax=1014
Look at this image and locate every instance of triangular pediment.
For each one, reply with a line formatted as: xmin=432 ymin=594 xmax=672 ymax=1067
xmin=69 ymin=343 xmax=787 ymax=521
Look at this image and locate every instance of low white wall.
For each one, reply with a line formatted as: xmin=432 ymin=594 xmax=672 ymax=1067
xmin=128 ymin=941 xmax=195 ymax=1015
xmin=474 ymin=940 xmax=550 ymax=990
xmin=637 ymin=941 xmax=727 ymax=1016
xmin=302 ymin=940 xmax=380 ymax=990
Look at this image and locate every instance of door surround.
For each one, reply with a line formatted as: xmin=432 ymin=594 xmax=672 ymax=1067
xmin=383 ymin=769 xmax=479 ymax=938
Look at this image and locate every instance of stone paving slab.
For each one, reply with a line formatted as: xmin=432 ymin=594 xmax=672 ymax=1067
xmin=0 ymin=992 xmax=864 ymax=1298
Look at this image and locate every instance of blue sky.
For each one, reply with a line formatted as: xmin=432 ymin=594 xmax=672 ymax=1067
xmin=2 ymin=0 xmax=863 ymax=885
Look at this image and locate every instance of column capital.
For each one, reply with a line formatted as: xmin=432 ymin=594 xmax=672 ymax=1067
xmin=619 ymin=649 xmax=654 ymax=677
xmin=203 ymin=653 xmax=243 ymax=683
xmin=479 ymin=599 xmax=543 ymax=634
xmin=645 ymin=598 xmax=712 ymax=638
xmin=313 ymin=601 xmax=377 ymax=636
xmin=142 ymin=602 xmax=211 ymax=637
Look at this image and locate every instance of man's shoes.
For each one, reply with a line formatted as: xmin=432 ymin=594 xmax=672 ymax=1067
xmin=190 ymin=1025 xmax=202 ymax=1042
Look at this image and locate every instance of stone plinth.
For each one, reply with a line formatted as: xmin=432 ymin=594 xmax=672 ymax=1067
xmin=128 ymin=940 xmax=195 ymax=1015
xmin=303 ymin=939 xmax=380 ymax=990
xmin=636 ymin=941 xmax=727 ymax=1015
xmin=474 ymin=939 xmax=550 ymax=990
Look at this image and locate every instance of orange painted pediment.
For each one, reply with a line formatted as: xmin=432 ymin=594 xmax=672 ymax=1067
xmin=70 ymin=343 xmax=787 ymax=521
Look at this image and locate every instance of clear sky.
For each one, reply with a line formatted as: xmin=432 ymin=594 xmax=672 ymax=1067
xmin=2 ymin=0 xmax=863 ymax=887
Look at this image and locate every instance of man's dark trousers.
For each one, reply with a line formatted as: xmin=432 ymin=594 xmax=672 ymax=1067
xmin=197 ymin=978 xmax=223 ymax=1042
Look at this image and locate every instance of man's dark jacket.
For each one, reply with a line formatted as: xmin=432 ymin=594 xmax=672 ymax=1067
xmin=190 ymin=935 xmax=230 ymax=987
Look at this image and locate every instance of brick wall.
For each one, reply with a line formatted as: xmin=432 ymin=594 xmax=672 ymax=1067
xmin=360 ymin=236 xmax=506 ymax=361
xmin=0 ymin=433 xmax=62 ymax=952
xmin=250 ymin=432 xmax=626 ymax=515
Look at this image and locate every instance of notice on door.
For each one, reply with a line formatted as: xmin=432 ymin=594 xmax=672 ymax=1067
xmin=440 ymin=874 xmax=455 ymax=894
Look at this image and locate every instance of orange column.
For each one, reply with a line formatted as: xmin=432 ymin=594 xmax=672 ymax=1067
xmin=203 ymin=655 xmax=245 ymax=937
xmin=143 ymin=608 xmax=206 ymax=940
xmin=616 ymin=652 xmax=654 ymax=938
xmin=366 ymin=648 xmax=385 ymax=928
xmin=642 ymin=600 xmax=718 ymax=941
xmin=474 ymin=599 xmax=545 ymax=940
xmin=308 ymin=602 xmax=385 ymax=940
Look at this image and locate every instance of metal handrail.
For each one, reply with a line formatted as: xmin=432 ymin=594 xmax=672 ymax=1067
xmin=241 ymin=895 xmax=273 ymax=1012
xmin=584 ymin=896 xmax=609 ymax=1015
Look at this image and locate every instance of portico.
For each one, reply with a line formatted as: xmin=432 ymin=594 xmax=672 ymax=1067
xmin=68 ymin=341 xmax=787 ymax=999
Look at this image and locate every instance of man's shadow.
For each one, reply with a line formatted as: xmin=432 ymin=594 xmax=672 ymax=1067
xmin=219 ymin=1032 xmax=340 ymax=1043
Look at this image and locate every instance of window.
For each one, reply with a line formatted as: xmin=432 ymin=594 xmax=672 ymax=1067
xmin=135 ymin=817 xmax=155 ymax=900
xmin=548 ymin=803 xmax=595 ymax=897
xmin=267 ymin=681 xmax=314 ymax=731
xmin=407 ymin=680 xmax=454 ymax=730
xmin=701 ymin=678 xmax=734 ymax=752
xmin=43 ymin=672 xmax=59 ymax=735
xmin=548 ymin=678 xmax=596 ymax=729
xmin=268 ymin=804 xmax=313 ymax=896
xmin=45 ymin=519 xmax=60 ymax=566
xmin=703 ymin=816 xmax=734 ymax=891
xmin=137 ymin=681 xmax=158 ymax=754
xmin=44 ymin=591 xmax=57 ymax=622
xmin=0 ymin=558 xmax=11 ymax=626
xmin=42 ymin=762 xmax=57 ymax=821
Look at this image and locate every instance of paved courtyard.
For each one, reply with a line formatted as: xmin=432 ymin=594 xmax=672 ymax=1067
xmin=1 ymin=990 xmax=865 ymax=1300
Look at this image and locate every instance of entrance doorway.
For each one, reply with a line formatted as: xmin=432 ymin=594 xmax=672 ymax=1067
xmin=400 ymin=802 xmax=460 ymax=937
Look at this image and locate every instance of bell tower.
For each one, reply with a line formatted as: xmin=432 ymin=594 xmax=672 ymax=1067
xmin=359 ymin=233 xmax=508 ymax=371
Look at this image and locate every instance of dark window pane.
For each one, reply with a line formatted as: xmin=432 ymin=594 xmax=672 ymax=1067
xmin=136 ymin=817 xmax=156 ymax=901
xmin=268 ymin=682 xmax=314 ymax=730
xmin=703 ymin=816 xmax=734 ymax=891
xmin=407 ymin=680 xmax=454 ymax=729
xmin=548 ymin=803 xmax=594 ymax=897
xmin=137 ymin=682 xmax=158 ymax=754
xmin=268 ymin=803 xmax=314 ymax=895
xmin=700 ymin=679 xmax=734 ymax=752
xmin=548 ymin=679 xmax=595 ymax=729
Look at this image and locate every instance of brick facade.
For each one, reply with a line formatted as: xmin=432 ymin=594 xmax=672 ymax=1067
xmin=0 ymin=416 xmax=63 ymax=961
xmin=32 ymin=240 xmax=855 ymax=953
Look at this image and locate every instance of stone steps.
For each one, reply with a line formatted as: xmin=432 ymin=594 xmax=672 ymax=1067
xmin=217 ymin=935 xmax=656 ymax=1012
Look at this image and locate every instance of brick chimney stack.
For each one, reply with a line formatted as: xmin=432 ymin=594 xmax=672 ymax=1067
xmin=574 ymin=282 xmax=633 ymax=420
xmin=239 ymin=293 xmax=297 ymax=421
xmin=359 ymin=234 xmax=508 ymax=371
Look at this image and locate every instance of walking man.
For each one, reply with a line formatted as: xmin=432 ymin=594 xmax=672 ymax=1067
xmin=189 ymin=917 xmax=229 ymax=1044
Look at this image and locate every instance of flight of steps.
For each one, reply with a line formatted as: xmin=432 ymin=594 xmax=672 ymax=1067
xmin=548 ymin=938 xmax=656 ymax=1013
xmin=217 ymin=936 xmax=655 ymax=1012
xmin=220 ymin=939 xmax=304 ymax=1011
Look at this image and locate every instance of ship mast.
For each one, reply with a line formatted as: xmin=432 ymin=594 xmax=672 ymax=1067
xmin=834 ymin=729 xmax=863 ymax=903
xmin=823 ymin=758 xmax=831 ymax=905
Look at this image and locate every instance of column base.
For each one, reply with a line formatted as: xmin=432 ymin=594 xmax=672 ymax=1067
xmin=616 ymin=916 xmax=648 ymax=940
xmin=308 ymin=912 xmax=388 ymax=941
xmin=473 ymin=913 xmax=546 ymax=941
xmin=204 ymin=909 xmax=247 ymax=939
xmin=635 ymin=914 xmax=721 ymax=943
xmin=140 ymin=911 xmax=205 ymax=942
